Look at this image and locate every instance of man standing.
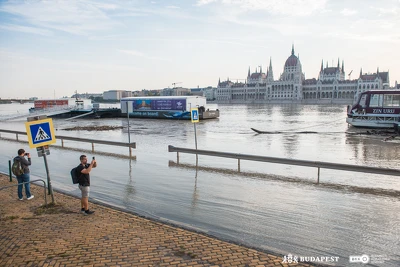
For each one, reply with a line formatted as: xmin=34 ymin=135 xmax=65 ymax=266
xmin=15 ymin=148 xmax=34 ymax=200
xmin=77 ymin=155 xmax=96 ymax=215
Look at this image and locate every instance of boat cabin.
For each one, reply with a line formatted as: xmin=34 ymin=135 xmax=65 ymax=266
xmin=346 ymin=90 xmax=400 ymax=128
xmin=349 ymin=90 xmax=400 ymax=115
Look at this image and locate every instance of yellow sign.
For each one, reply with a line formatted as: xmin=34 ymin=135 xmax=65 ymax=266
xmin=25 ymin=118 xmax=56 ymax=148
xmin=191 ymin=108 xmax=199 ymax=123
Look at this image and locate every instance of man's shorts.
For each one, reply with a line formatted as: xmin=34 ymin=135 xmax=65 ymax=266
xmin=79 ymin=185 xmax=90 ymax=198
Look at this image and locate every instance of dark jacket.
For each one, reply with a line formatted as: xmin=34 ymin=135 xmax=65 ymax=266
xmin=14 ymin=156 xmax=31 ymax=174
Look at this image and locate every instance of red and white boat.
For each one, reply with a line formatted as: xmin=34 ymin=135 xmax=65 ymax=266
xmin=346 ymin=90 xmax=400 ymax=128
xmin=29 ymin=98 xmax=92 ymax=113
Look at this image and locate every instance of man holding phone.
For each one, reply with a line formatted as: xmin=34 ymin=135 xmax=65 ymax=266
xmin=15 ymin=148 xmax=33 ymax=200
xmin=77 ymin=155 xmax=97 ymax=215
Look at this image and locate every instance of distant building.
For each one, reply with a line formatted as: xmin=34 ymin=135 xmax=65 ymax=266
xmin=217 ymin=45 xmax=390 ymax=104
xmin=190 ymin=88 xmax=205 ymax=97
xmin=174 ymin=87 xmax=191 ymax=96
xmin=160 ymin=87 xmax=191 ymax=96
xmin=72 ymin=93 xmax=103 ymax=99
xmin=160 ymin=88 xmax=173 ymax=96
xmin=133 ymin=89 xmax=161 ymax=96
xmin=202 ymin=87 xmax=217 ymax=101
xmin=103 ymin=90 xmax=132 ymax=100
xmin=394 ymin=81 xmax=400 ymax=89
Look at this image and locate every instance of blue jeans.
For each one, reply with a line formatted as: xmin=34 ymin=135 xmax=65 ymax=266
xmin=16 ymin=173 xmax=32 ymax=199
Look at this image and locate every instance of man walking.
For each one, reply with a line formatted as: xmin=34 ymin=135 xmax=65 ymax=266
xmin=77 ymin=155 xmax=96 ymax=215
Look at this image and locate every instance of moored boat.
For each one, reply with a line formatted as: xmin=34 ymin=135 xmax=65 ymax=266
xmin=29 ymin=98 xmax=92 ymax=113
xmin=120 ymin=96 xmax=219 ymax=120
xmin=346 ymin=90 xmax=400 ymax=128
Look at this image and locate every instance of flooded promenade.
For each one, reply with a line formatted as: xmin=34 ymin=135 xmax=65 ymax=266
xmin=0 ymin=103 xmax=399 ymax=266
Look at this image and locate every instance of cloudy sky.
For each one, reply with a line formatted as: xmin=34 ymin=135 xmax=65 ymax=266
xmin=0 ymin=0 xmax=399 ymax=98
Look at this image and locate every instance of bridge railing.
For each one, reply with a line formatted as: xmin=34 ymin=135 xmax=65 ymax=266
xmin=168 ymin=145 xmax=400 ymax=182
xmin=0 ymin=129 xmax=136 ymax=157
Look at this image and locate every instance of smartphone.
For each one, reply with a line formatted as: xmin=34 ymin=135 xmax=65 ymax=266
xmin=92 ymin=156 xmax=95 ymax=160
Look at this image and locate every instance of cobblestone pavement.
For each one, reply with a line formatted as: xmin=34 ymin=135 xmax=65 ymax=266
xmin=0 ymin=176 xmax=314 ymax=267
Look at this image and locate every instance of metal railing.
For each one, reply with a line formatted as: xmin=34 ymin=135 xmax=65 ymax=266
xmin=0 ymin=129 xmax=136 ymax=157
xmin=0 ymin=179 xmax=47 ymax=205
xmin=168 ymin=145 xmax=400 ymax=182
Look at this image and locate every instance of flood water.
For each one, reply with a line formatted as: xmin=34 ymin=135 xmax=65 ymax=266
xmin=0 ymin=103 xmax=399 ymax=267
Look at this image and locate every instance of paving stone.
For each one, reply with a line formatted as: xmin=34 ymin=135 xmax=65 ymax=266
xmin=0 ymin=176 xmax=314 ymax=267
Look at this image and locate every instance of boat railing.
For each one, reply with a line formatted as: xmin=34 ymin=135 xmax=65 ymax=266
xmin=168 ymin=145 xmax=400 ymax=183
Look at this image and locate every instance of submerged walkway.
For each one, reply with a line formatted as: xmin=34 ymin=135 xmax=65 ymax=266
xmin=0 ymin=175 xmax=313 ymax=267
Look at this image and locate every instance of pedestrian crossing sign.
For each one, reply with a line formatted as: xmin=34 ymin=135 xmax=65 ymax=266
xmin=25 ymin=118 xmax=56 ymax=148
xmin=191 ymin=108 xmax=199 ymax=123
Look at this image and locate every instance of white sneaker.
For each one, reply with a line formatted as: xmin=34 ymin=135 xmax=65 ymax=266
xmin=27 ymin=195 xmax=34 ymax=200
xmin=19 ymin=198 xmax=23 ymax=201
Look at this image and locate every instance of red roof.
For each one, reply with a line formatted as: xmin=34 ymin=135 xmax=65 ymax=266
xmin=250 ymin=73 xmax=266 ymax=79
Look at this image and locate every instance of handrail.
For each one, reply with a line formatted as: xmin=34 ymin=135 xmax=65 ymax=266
xmin=0 ymin=179 xmax=47 ymax=205
xmin=0 ymin=129 xmax=136 ymax=148
xmin=168 ymin=145 xmax=400 ymax=181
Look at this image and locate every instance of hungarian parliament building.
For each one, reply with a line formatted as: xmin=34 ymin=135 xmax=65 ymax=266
xmin=216 ymin=45 xmax=393 ymax=104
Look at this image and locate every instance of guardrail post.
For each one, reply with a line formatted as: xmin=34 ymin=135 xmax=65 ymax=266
xmin=8 ymin=160 xmax=12 ymax=182
xmin=16 ymin=134 xmax=18 ymax=141
xmin=91 ymin=142 xmax=94 ymax=152
xmin=61 ymin=139 xmax=64 ymax=147
xmin=129 ymin=146 xmax=132 ymax=158
xmin=238 ymin=159 xmax=241 ymax=172
xmin=317 ymin=167 xmax=320 ymax=184
xmin=177 ymin=152 xmax=179 ymax=164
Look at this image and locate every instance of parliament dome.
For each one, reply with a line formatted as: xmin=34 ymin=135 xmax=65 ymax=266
xmin=284 ymin=45 xmax=299 ymax=67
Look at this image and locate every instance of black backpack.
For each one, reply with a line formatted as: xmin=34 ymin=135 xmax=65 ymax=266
xmin=70 ymin=166 xmax=80 ymax=184
xmin=12 ymin=158 xmax=24 ymax=176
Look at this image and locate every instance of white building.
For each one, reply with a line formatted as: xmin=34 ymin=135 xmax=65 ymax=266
xmin=217 ymin=45 xmax=390 ymax=104
xmin=204 ymin=87 xmax=217 ymax=101
xmin=103 ymin=90 xmax=132 ymax=100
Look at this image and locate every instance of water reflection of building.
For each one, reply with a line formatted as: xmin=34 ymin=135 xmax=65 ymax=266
xmin=346 ymin=135 xmax=400 ymax=164
xmin=217 ymin=45 xmax=390 ymax=104
xmin=282 ymin=134 xmax=299 ymax=158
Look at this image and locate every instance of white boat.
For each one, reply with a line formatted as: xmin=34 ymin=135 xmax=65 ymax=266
xmin=120 ymin=96 xmax=219 ymax=120
xmin=346 ymin=90 xmax=400 ymax=128
xmin=29 ymin=98 xmax=92 ymax=113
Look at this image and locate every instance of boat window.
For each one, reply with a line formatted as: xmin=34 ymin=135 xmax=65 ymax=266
xmin=359 ymin=94 xmax=367 ymax=107
xmin=369 ymin=94 xmax=383 ymax=107
xmin=383 ymin=94 xmax=400 ymax=107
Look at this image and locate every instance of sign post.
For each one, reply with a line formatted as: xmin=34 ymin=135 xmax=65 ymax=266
xmin=25 ymin=116 xmax=56 ymax=204
xmin=126 ymin=101 xmax=131 ymax=144
xmin=191 ymin=108 xmax=199 ymax=162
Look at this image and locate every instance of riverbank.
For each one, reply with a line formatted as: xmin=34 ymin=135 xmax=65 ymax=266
xmin=0 ymin=175 xmax=314 ymax=266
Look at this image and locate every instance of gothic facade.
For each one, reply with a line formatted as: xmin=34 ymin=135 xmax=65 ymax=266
xmin=217 ymin=45 xmax=390 ymax=104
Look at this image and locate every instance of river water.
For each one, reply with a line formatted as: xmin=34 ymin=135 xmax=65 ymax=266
xmin=0 ymin=103 xmax=399 ymax=267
